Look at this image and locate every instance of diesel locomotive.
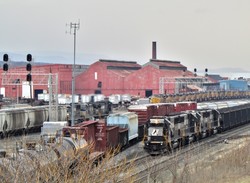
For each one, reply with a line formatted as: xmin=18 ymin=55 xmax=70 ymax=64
xmin=144 ymin=101 xmax=250 ymax=155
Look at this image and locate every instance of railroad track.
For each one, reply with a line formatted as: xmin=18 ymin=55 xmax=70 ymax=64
xmin=0 ymin=132 xmax=40 ymax=152
xmin=115 ymin=123 xmax=250 ymax=183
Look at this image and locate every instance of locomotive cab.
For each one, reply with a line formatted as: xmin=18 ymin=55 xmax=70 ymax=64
xmin=144 ymin=117 xmax=169 ymax=155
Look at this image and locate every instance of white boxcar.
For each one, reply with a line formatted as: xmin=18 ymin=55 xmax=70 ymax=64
xmin=107 ymin=112 xmax=138 ymax=141
xmin=41 ymin=121 xmax=68 ymax=143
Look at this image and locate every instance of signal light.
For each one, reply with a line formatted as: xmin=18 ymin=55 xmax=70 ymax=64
xmin=194 ymin=68 xmax=197 ymax=73
xmin=27 ymin=74 xmax=32 ymax=81
xmin=26 ymin=63 xmax=32 ymax=71
xmin=3 ymin=54 xmax=9 ymax=62
xmin=27 ymin=54 xmax=32 ymax=62
xmin=3 ymin=63 xmax=8 ymax=71
xmin=205 ymin=68 xmax=208 ymax=77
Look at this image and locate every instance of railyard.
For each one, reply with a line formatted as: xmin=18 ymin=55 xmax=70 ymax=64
xmin=0 ymin=98 xmax=250 ymax=182
xmin=2 ymin=1 xmax=250 ymax=182
xmin=0 ymin=119 xmax=250 ymax=183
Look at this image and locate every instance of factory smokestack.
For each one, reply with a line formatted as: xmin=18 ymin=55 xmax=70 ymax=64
xmin=152 ymin=41 xmax=157 ymax=59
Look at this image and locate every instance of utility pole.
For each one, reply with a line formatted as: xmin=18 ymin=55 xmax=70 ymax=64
xmin=67 ymin=21 xmax=80 ymax=126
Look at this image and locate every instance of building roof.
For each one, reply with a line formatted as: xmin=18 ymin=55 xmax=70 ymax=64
xmin=98 ymin=59 xmax=141 ymax=77
xmin=159 ymin=69 xmax=194 ymax=78
xmin=207 ymin=74 xmax=224 ymax=83
xmin=144 ymin=59 xmax=187 ymax=70
xmin=99 ymin=59 xmax=141 ymax=68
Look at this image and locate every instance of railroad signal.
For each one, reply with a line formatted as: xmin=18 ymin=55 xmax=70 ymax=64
xmin=27 ymin=54 xmax=32 ymax=62
xmin=3 ymin=63 xmax=8 ymax=71
xmin=2 ymin=54 xmax=9 ymax=71
xmin=3 ymin=54 xmax=9 ymax=62
xmin=205 ymin=68 xmax=208 ymax=77
xmin=26 ymin=54 xmax=32 ymax=71
xmin=26 ymin=63 xmax=32 ymax=71
xmin=26 ymin=73 xmax=32 ymax=81
xmin=194 ymin=68 xmax=197 ymax=77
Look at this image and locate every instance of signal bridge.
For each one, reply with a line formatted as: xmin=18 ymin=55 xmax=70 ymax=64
xmin=1 ymin=71 xmax=59 ymax=121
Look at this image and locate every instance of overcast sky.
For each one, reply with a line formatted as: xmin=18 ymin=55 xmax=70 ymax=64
xmin=1 ymin=0 xmax=250 ymax=73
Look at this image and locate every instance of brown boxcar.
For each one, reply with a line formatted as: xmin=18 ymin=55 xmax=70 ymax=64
xmin=119 ymin=128 xmax=129 ymax=148
xmin=75 ymin=121 xmax=98 ymax=144
xmin=128 ymin=104 xmax=155 ymax=124
xmin=175 ymin=102 xmax=197 ymax=112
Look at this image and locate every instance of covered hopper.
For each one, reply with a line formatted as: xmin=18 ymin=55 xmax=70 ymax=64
xmin=107 ymin=112 xmax=138 ymax=141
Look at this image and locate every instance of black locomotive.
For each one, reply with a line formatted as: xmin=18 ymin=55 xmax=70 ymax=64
xmin=144 ymin=102 xmax=250 ymax=155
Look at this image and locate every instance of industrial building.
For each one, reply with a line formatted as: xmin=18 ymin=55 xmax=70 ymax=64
xmin=75 ymin=59 xmax=142 ymax=96
xmin=75 ymin=59 xmax=199 ymax=97
xmin=0 ymin=64 xmax=88 ymax=100
xmin=0 ymin=42 xmax=211 ymax=99
xmin=1 ymin=59 xmax=200 ymax=99
xmin=124 ymin=59 xmax=195 ymax=97
xmin=219 ymin=80 xmax=248 ymax=91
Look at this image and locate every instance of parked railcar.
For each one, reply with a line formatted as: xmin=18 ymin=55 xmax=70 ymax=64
xmin=0 ymin=108 xmax=28 ymax=136
xmin=107 ymin=112 xmax=138 ymax=143
xmin=150 ymin=90 xmax=250 ymax=104
xmin=218 ymin=103 xmax=250 ymax=131
xmin=0 ymin=105 xmax=67 ymax=138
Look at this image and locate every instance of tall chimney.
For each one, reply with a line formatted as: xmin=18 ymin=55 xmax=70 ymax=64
xmin=152 ymin=41 xmax=157 ymax=59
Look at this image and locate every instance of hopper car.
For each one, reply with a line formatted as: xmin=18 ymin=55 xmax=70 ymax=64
xmin=0 ymin=105 xmax=67 ymax=138
xmin=150 ymin=90 xmax=250 ymax=103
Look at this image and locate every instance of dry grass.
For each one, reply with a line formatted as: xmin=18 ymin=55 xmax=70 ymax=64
xmin=0 ymin=143 xmax=136 ymax=183
xmin=151 ymin=138 xmax=250 ymax=183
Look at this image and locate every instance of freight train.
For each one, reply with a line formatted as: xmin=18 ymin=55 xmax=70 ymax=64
xmin=144 ymin=100 xmax=250 ymax=154
xmin=150 ymin=90 xmax=250 ymax=103
xmin=0 ymin=105 xmax=67 ymax=138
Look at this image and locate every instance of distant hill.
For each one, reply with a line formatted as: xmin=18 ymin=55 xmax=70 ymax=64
xmin=0 ymin=60 xmax=50 ymax=68
xmin=0 ymin=51 xmax=107 ymax=66
xmin=209 ymin=67 xmax=250 ymax=73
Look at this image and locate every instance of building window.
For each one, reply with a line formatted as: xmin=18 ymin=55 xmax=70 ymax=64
xmin=94 ymin=72 xmax=98 ymax=80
